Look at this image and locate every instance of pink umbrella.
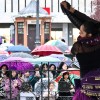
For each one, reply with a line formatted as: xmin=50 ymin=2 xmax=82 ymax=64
xmin=0 ymin=50 xmax=9 ymax=56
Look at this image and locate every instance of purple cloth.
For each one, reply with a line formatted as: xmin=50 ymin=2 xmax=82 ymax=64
xmin=73 ymin=69 xmax=100 ymax=99
xmin=81 ymin=69 xmax=100 ymax=94
xmin=73 ymin=89 xmax=94 ymax=100
xmin=2 ymin=78 xmax=22 ymax=99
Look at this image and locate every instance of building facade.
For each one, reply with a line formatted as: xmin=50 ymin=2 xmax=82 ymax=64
xmin=0 ymin=0 xmax=93 ymax=46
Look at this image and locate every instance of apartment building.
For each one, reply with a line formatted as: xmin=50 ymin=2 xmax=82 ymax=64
xmin=0 ymin=0 xmax=93 ymax=46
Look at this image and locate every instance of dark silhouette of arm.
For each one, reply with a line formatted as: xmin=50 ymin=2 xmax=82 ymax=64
xmin=61 ymin=4 xmax=100 ymax=29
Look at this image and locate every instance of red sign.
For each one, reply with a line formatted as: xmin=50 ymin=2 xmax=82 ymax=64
xmin=43 ymin=7 xmax=50 ymax=14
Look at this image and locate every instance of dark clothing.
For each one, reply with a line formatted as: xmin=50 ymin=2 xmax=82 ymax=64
xmin=58 ymin=78 xmax=72 ymax=96
xmin=58 ymin=78 xmax=73 ymax=100
xmin=61 ymin=4 xmax=100 ymax=30
xmin=29 ymin=75 xmax=40 ymax=91
xmin=61 ymin=2 xmax=100 ymax=99
xmin=57 ymin=62 xmax=65 ymax=76
xmin=61 ymin=3 xmax=100 ymax=77
xmin=71 ymin=36 xmax=100 ymax=77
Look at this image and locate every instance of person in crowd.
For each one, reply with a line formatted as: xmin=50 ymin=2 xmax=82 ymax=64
xmin=3 ymin=69 xmax=22 ymax=100
xmin=49 ymin=64 xmax=57 ymax=78
xmin=0 ymin=64 xmax=9 ymax=99
xmin=56 ymin=59 xmax=69 ymax=83
xmin=0 ymin=64 xmax=9 ymax=78
xmin=58 ymin=72 xmax=74 ymax=100
xmin=60 ymin=1 xmax=100 ymax=99
xmin=18 ymin=72 xmax=24 ymax=82
xmin=42 ymin=81 xmax=58 ymax=100
xmin=40 ymin=63 xmax=53 ymax=78
xmin=33 ymin=64 xmax=41 ymax=78
xmin=57 ymin=58 xmax=68 ymax=76
xmin=28 ymin=64 xmax=41 ymax=91
xmin=22 ymin=71 xmax=31 ymax=82
xmin=21 ymin=71 xmax=32 ymax=92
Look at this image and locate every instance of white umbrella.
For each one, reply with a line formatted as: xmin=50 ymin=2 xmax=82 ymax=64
xmin=9 ymin=52 xmax=33 ymax=58
xmin=0 ymin=43 xmax=14 ymax=47
xmin=24 ymin=56 xmax=61 ymax=65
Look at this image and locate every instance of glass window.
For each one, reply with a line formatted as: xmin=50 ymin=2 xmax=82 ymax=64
xmin=44 ymin=22 xmax=50 ymax=34
xmin=17 ymin=22 xmax=24 ymax=45
xmin=18 ymin=22 xmax=24 ymax=34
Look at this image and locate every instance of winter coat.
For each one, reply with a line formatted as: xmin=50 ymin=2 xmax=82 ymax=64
xmin=2 ymin=78 xmax=22 ymax=99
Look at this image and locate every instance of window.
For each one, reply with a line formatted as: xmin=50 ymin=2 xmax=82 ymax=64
xmin=18 ymin=22 xmax=24 ymax=34
xmin=44 ymin=22 xmax=50 ymax=34
xmin=17 ymin=22 xmax=24 ymax=45
xmin=44 ymin=22 xmax=50 ymax=43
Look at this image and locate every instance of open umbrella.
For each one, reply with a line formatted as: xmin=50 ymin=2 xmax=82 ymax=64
xmin=45 ymin=40 xmax=68 ymax=52
xmin=0 ymin=43 xmax=14 ymax=47
xmin=68 ymin=67 xmax=80 ymax=76
xmin=0 ymin=57 xmax=34 ymax=71
xmin=0 ymin=50 xmax=9 ymax=56
xmin=9 ymin=52 xmax=33 ymax=58
xmin=31 ymin=45 xmax=62 ymax=56
xmin=55 ymin=69 xmax=80 ymax=85
xmin=49 ymin=54 xmax=72 ymax=66
xmin=0 ymin=46 xmax=7 ymax=51
xmin=24 ymin=56 xmax=61 ymax=65
xmin=7 ymin=45 xmax=31 ymax=52
xmin=0 ymin=55 xmax=8 ymax=61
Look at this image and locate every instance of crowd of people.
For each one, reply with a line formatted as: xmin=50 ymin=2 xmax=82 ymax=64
xmin=0 ymin=61 xmax=77 ymax=100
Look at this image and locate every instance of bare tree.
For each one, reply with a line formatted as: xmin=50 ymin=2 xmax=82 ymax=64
xmin=91 ymin=0 xmax=100 ymax=21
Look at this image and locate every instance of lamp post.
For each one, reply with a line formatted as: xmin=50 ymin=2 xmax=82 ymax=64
xmin=35 ymin=0 xmax=40 ymax=47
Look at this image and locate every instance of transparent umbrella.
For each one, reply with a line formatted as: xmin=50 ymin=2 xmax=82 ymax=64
xmin=45 ymin=40 xmax=68 ymax=52
xmin=9 ymin=52 xmax=33 ymax=58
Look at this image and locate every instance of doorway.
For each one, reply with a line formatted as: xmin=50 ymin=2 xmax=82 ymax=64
xmin=28 ymin=24 xmax=36 ymax=50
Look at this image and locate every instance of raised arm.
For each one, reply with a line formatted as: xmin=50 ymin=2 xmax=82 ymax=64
xmin=74 ymin=10 xmax=99 ymax=24
xmin=60 ymin=1 xmax=99 ymax=29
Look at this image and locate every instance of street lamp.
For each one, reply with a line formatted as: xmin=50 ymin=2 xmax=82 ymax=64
xmin=35 ymin=0 xmax=40 ymax=47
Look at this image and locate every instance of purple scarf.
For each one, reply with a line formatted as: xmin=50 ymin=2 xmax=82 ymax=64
xmin=77 ymin=35 xmax=100 ymax=46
